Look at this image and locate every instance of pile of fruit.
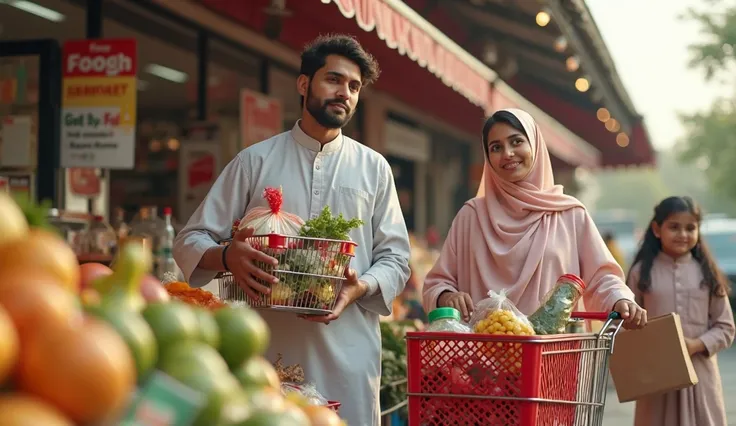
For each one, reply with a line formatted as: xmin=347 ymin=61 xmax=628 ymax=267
xmin=0 ymin=193 xmax=344 ymax=426
xmin=473 ymin=309 xmax=535 ymax=377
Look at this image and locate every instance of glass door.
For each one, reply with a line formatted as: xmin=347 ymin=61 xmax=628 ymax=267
xmin=0 ymin=40 xmax=62 ymax=204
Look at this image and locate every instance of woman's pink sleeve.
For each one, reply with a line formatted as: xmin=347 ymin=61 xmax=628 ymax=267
xmin=422 ymin=205 xmax=470 ymax=312
xmin=575 ymin=208 xmax=636 ymax=313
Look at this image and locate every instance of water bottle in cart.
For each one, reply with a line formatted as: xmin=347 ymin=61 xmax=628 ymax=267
xmin=426 ymin=307 xmax=471 ymax=332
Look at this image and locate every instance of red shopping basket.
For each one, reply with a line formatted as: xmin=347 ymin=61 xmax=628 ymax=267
xmin=326 ymin=400 xmax=341 ymax=413
xmin=406 ymin=312 xmax=622 ymax=426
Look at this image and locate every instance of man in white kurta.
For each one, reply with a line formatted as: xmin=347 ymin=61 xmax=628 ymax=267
xmin=174 ymin=34 xmax=411 ymax=424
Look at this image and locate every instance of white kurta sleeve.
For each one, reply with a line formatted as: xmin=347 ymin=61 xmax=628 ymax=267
xmin=173 ymin=155 xmax=250 ymax=287
xmin=356 ymin=159 xmax=411 ymax=316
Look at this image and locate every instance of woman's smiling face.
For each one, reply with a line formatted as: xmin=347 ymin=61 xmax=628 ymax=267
xmin=485 ymin=122 xmax=533 ymax=183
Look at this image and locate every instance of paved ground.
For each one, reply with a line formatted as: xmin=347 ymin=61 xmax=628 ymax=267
xmin=602 ymin=346 xmax=736 ymax=426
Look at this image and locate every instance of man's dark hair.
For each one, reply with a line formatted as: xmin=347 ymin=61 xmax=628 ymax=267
xmin=300 ymin=34 xmax=380 ymax=85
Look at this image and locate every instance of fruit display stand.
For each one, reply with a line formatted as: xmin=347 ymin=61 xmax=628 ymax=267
xmin=0 ymin=194 xmax=346 ymax=426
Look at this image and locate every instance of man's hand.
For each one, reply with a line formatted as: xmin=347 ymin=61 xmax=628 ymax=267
xmin=613 ymin=299 xmax=647 ymax=330
xmin=301 ymin=268 xmax=368 ymax=325
xmin=227 ymin=226 xmax=279 ymax=300
xmin=685 ymin=337 xmax=706 ymax=356
xmin=437 ymin=291 xmax=474 ymax=322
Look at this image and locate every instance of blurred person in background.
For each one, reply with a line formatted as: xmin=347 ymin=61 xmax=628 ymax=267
xmin=603 ymin=231 xmax=627 ymax=271
xmin=422 ymin=109 xmax=646 ymax=329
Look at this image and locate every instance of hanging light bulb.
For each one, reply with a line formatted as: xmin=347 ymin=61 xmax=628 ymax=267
xmin=605 ymin=118 xmax=621 ymax=132
xmin=553 ymin=36 xmax=568 ymax=52
xmin=596 ymin=108 xmax=610 ymax=122
xmin=616 ymin=133 xmax=630 ymax=147
xmin=536 ymin=10 xmax=551 ymax=27
xmin=565 ymin=56 xmax=580 ymax=72
xmin=575 ymin=77 xmax=590 ymax=92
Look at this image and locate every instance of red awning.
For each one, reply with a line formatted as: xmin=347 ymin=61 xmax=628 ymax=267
xmin=319 ymin=0 xmax=494 ymax=108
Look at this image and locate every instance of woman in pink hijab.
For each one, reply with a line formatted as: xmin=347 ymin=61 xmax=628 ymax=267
xmin=422 ymin=109 xmax=647 ymax=329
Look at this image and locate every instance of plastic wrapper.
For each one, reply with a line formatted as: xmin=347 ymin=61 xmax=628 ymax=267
xmin=237 ymin=187 xmax=304 ymax=236
xmin=469 ymin=289 xmax=534 ymax=336
xmin=528 ymin=274 xmax=586 ymax=335
xmin=280 ymin=382 xmax=329 ymax=406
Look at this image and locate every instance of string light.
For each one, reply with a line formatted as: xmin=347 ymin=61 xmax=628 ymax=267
xmin=605 ymin=118 xmax=621 ymax=132
xmin=575 ymin=77 xmax=590 ymax=92
xmin=553 ymin=36 xmax=568 ymax=52
xmin=616 ymin=133 xmax=630 ymax=147
xmin=536 ymin=10 xmax=551 ymax=27
xmin=596 ymin=108 xmax=610 ymax=122
xmin=565 ymin=56 xmax=580 ymax=72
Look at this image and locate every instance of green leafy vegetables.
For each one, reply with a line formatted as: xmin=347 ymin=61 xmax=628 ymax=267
xmin=298 ymin=206 xmax=363 ymax=241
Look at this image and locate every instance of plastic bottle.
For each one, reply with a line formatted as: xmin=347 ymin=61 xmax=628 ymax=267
xmin=426 ymin=307 xmax=472 ymax=333
xmin=528 ymin=274 xmax=586 ymax=335
xmin=82 ymin=215 xmax=117 ymax=256
xmin=157 ymin=207 xmax=177 ymax=278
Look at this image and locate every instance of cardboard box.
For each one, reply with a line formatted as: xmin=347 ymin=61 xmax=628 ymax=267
xmin=609 ymin=313 xmax=699 ymax=402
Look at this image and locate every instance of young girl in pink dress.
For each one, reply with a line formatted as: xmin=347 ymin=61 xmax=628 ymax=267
xmin=627 ymin=196 xmax=734 ymax=426
xmin=422 ymin=108 xmax=646 ymax=329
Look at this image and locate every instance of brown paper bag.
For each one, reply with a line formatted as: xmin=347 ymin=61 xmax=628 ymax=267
xmin=609 ymin=313 xmax=699 ymax=402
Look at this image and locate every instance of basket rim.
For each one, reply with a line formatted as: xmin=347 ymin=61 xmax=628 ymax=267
xmin=219 ymin=233 xmax=358 ymax=246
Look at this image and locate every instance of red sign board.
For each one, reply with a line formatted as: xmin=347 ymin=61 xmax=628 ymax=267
xmin=69 ymin=168 xmax=101 ymax=197
xmin=187 ymin=155 xmax=215 ymax=188
xmin=62 ymin=39 xmax=137 ymax=78
xmin=240 ymin=89 xmax=283 ymax=148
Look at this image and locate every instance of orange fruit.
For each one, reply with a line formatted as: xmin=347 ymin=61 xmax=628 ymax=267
xmin=0 ymin=393 xmax=73 ymax=426
xmin=0 ymin=229 xmax=80 ymax=293
xmin=0 ymin=305 xmax=19 ymax=384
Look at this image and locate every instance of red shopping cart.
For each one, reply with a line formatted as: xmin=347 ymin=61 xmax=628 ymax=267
xmin=406 ymin=312 xmax=623 ymax=426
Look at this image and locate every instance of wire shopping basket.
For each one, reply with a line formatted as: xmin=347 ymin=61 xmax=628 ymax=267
xmin=406 ymin=312 xmax=623 ymax=426
xmin=218 ymin=234 xmax=356 ymax=315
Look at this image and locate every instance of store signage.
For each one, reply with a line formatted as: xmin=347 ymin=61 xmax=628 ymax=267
xmin=320 ymin=0 xmax=492 ymax=108
xmin=60 ymin=39 xmax=137 ymax=169
xmin=69 ymin=168 xmax=101 ymax=197
xmin=178 ymin=141 xmax=222 ymax=223
xmin=240 ymin=89 xmax=283 ymax=148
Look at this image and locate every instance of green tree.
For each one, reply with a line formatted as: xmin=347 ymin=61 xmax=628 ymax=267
xmin=679 ymin=2 xmax=736 ymax=201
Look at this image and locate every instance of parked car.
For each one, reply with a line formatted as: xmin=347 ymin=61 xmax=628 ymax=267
xmin=700 ymin=219 xmax=736 ymax=315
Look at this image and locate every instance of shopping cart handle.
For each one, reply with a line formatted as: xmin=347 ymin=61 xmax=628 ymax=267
xmin=570 ymin=311 xmax=622 ymax=321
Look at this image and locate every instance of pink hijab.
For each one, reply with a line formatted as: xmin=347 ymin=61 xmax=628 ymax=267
xmin=471 ymin=108 xmax=585 ymax=306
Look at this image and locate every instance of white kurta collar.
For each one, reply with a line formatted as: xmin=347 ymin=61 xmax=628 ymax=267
xmin=290 ymin=120 xmax=343 ymax=153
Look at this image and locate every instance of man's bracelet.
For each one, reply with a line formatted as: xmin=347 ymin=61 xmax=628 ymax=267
xmin=222 ymin=244 xmax=231 ymax=272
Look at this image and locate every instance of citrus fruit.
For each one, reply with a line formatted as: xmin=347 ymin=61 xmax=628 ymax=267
xmin=193 ymin=307 xmax=220 ymax=349
xmin=17 ymin=318 xmax=136 ymax=424
xmin=85 ymin=305 xmax=158 ymax=383
xmin=142 ymin=301 xmax=200 ymax=357
xmin=0 ymin=393 xmax=74 ymax=426
xmin=237 ymin=409 xmax=310 ymax=426
xmin=0 ymin=305 xmax=19 ymax=384
xmin=215 ymin=306 xmax=270 ymax=368
xmin=0 ymin=229 xmax=80 ymax=293
xmin=0 ymin=192 xmax=28 ymax=247
xmin=234 ymin=356 xmax=280 ymax=389
xmin=0 ymin=274 xmax=81 ymax=345
xmin=158 ymin=341 xmax=229 ymax=378
xmin=165 ymin=368 xmax=242 ymax=426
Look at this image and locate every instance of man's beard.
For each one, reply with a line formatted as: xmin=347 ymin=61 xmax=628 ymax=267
xmin=305 ymin=85 xmax=354 ymax=129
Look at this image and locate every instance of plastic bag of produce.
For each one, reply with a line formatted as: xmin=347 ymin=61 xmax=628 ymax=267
xmin=280 ymin=382 xmax=329 ymax=406
xmin=528 ymin=274 xmax=586 ymax=335
xmin=238 ymin=187 xmax=304 ymax=236
xmin=469 ymin=289 xmax=534 ymax=336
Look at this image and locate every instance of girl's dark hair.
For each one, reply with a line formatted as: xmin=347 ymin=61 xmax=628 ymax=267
xmin=481 ymin=111 xmax=528 ymax=162
xmin=628 ymin=196 xmax=731 ymax=297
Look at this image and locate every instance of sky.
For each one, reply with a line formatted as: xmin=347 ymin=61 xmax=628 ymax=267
xmin=587 ymin=0 xmax=726 ymax=149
